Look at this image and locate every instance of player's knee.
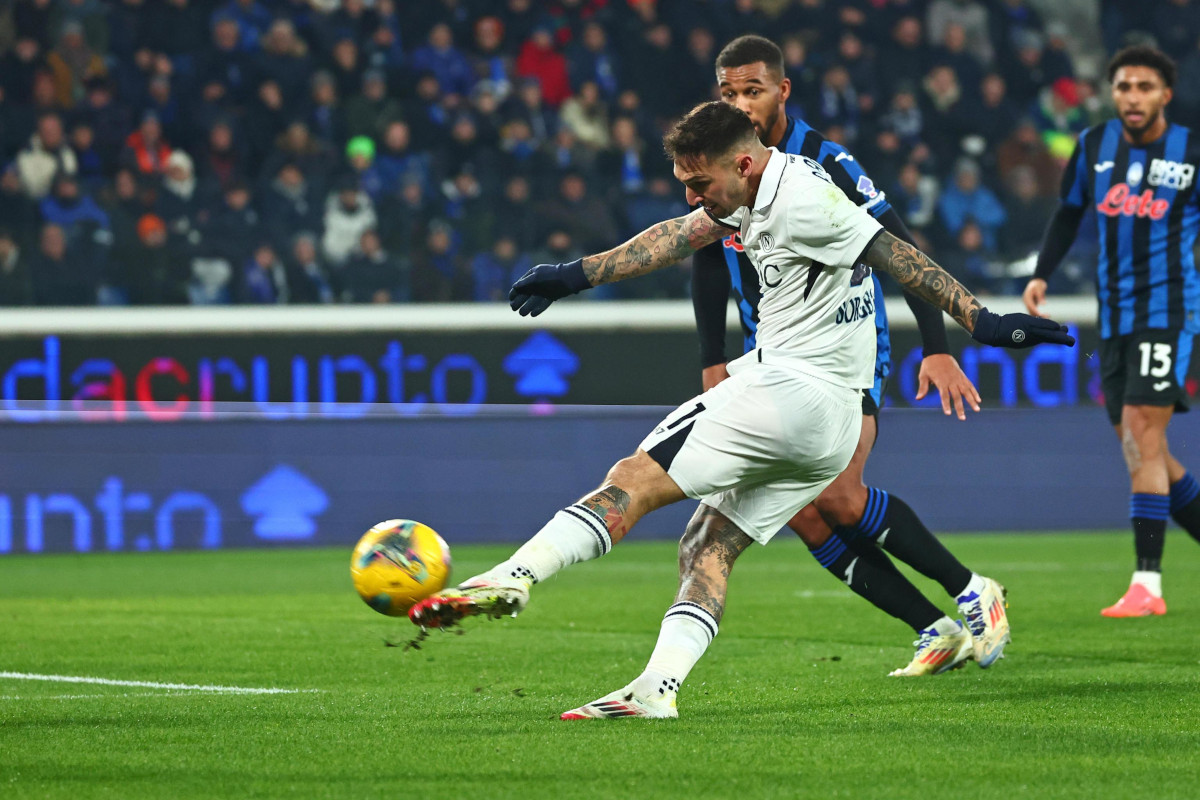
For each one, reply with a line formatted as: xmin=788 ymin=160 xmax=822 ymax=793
xmin=603 ymin=453 xmax=653 ymax=493
xmin=813 ymin=484 xmax=868 ymax=528
xmin=1122 ymin=408 xmax=1167 ymax=454
xmin=786 ymin=506 xmax=830 ymax=548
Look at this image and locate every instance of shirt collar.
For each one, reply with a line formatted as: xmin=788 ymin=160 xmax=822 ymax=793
xmin=752 ymin=147 xmax=785 ymax=214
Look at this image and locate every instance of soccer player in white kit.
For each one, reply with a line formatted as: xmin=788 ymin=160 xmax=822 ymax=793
xmin=410 ymin=102 xmax=1075 ymax=719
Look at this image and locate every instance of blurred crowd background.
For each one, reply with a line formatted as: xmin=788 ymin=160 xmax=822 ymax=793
xmin=0 ymin=0 xmax=1192 ymax=306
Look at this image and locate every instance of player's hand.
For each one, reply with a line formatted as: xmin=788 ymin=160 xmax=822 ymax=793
xmin=1022 ymin=278 xmax=1048 ymax=317
xmin=702 ymin=363 xmax=730 ymax=391
xmin=508 ymin=259 xmax=591 ymax=317
xmin=916 ymin=354 xmax=980 ymax=420
xmin=971 ymin=307 xmax=1075 ymax=349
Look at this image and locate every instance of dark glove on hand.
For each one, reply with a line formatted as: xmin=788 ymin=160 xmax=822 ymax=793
xmin=971 ymin=307 xmax=1076 ymax=349
xmin=508 ymin=259 xmax=590 ymax=317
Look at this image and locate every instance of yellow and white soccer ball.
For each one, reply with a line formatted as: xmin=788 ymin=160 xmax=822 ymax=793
xmin=350 ymin=519 xmax=451 ymax=616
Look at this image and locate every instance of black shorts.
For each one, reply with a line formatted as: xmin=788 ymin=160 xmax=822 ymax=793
xmin=1098 ymin=328 xmax=1195 ymax=425
xmin=861 ymin=374 xmax=888 ymax=417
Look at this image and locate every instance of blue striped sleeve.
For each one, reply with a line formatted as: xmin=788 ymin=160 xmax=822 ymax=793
xmin=1061 ymin=131 xmax=1089 ymax=208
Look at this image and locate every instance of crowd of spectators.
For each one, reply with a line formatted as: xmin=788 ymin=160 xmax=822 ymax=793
xmin=0 ymin=0 xmax=1195 ymax=306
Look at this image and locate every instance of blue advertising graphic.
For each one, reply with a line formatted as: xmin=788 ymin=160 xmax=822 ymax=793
xmin=0 ymin=323 xmax=1144 ymax=424
xmin=503 ymin=331 xmax=580 ymax=399
xmin=241 ymin=465 xmax=329 ymax=540
xmin=2 ymin=406 xmax=1192 ymax=556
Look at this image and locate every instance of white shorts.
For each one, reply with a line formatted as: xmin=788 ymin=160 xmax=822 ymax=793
xmin=639 ymin=360 xmax=862 ymax=544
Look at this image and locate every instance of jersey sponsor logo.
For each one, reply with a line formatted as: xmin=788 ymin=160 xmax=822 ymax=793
xmin=1094 ymin=161 xmax=1115 ymax=173
xmin=1154 ymin=380 xmax=1172 ymax=391
xmin=834 ymin=291 xmax=874 ymax=325
xmin=1126 ymin=161 xmax=1144 ymax=186
xmin=758 ymin=232 xmax=775 ymax=253
xmin=722 ymin=233 xmax=745 ymax=252
xmin=856 ymin=175 xmax=879 ymax=200
xmin=1096 ymin=183 xmax=1170 ymax=220
xmin=1147 ymin=158 xmax=1195 ymax=190
xmin=758 ymin=263 xmax=783 ymax=288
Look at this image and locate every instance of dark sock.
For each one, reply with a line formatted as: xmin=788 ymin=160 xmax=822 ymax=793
xmin=1131 ymin=493 xmax=1169 ymax=572
xmin=846 ymin=488 xmax=973 ymax=598
xmin=1169 ymin=472 xmax=1200 ymax=545
xmin=809 ymin=532 xmax=943 ymax=632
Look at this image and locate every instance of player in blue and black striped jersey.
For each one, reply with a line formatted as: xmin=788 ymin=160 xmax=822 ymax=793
xmin=690 ymin=36 xmax=1010 ymax=674
xmin=1026 ymin=45 xmax=1200 ymax=617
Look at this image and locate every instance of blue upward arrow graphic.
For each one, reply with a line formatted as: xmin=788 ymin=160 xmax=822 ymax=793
xmin=503 ymin=332 xmax=580 ymax=398
xmin=240 ymin=465 xmax=329 ymax=541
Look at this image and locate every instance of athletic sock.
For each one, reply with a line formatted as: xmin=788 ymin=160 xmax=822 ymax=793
xmin=488 ymin=504 xmax=612 ymax=584
xmin=811 ymin=532 xmax=943 ymax=632
xmin=1168 ymin=472 xmax=1200 ymax=545
xmin=954 ymin=573 xmax=987 ymax=606
xmin=633 ymin=602 xmax=719 ymax=699
xmin=1130 ymin=493 xmax=1169 ymax=573
xmin=928 ymin=615 xmax=962 ymax=637
xmin=846 ymin=488 xmax=974 ymax=598
xmin=1131 ymin=570 xmax=1163 ymax=598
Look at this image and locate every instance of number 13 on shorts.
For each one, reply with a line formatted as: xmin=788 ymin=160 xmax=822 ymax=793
xmin=1138 ymin=341 xmax=1173 ymax=377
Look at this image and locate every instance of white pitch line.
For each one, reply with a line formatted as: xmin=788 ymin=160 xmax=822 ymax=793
xmin=0 ymin=672 xmax=317 ymax=695
xmin=0 ymin=692 xmax=173 ymax=700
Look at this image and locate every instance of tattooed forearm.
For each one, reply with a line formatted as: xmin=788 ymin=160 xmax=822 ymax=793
xmin=583 ymin=208 xmax=726 ymax=286
xmin=581 ymin=485 xmax=632 ymax=539
xmin=866 ymin=231 xmax=982 ymax=332
xmin=675 ymin=505 xmax=754 ymax=622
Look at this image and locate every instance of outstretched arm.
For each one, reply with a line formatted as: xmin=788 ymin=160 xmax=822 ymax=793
xmin=510 ymin=208 xmax=729 ymax=317
xmin=583 ymin=208 xmax=728 ymax=286
xmin=862 ymin=230 xmax=1075 ymax=349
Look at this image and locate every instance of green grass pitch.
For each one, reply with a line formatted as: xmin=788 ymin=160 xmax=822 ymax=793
xmin=2 ymin=532 xmax=1198 ymax=799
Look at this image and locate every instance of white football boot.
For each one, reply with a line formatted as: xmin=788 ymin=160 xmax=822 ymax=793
xmin=956 ymin=576 xmax=1010 ymax=667
xmin=888 ymin=620 xmax=974 ymax=677
xmin=561 ymin=681 xmax=679 ymax=720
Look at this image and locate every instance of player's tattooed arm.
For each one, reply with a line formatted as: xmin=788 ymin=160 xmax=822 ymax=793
xmin=675 ymin=506 xmax=754 ymax=623
xmin=864 ymin=231 xmax=983 ymax=333
xmin=580 ymin=485 xmax=632 ymax=540
xmin=582 ymin=207 xmax=726 ymax=286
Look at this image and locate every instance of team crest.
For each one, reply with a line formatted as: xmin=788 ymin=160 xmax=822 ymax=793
xmin=758 ymin=233 xmax=775 ymax=253
xmin=1126 ymin=162 xmax=1144 ymax=187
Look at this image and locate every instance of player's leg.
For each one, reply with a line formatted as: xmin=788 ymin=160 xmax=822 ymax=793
xmin=1162 ymin=330 xmax=1200 ymax=543
xmin=561 ymin=371 xmax=863 ymax=718
xmin=787 ymin=428 xmax=970 ymax=674
xmin=1165 ymin=447 xmax=1200 ymax=544
xmin=561 ymin=504 xmax=754 ymax=720
xmin=1101 ymin=330 xmax=1184 ymax=617
xmin=410 ymin=447 xmax=686 ymax=628
xmin=810 ymin=412 xmax=1009 ymax=667
xmin=1103 ymin=404 xmax=1173 ymax=616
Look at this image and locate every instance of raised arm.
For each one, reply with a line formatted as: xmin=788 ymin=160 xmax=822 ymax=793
xmin=584 ymin=207 xmax=727 ymax=286
xmin=863 ymin=230 xmax=981 ymax=332
xmin=863 ymin=230 xmax=1076 ymax=349
xmin=510 ymin=207 xmax=729 ymax=317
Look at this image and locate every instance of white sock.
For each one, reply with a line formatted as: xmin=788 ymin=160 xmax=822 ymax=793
xmin=929 ymin=615 xmax=961 ymax=636
xmin=1132 ymin=570 xmax=1163 ymax=598
xmin=633 ymin=602 xmax=719 ymax=699
xmin=955 ymin=573 xmax=987 ymax=605
xmin=488 ymin=504 xmax=612 ymax=584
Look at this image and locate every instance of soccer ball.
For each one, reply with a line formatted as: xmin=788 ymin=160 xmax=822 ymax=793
xmin=350 ymin=519 xmax=451 ymax=616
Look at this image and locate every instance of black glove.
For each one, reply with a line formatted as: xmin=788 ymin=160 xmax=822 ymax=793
xmin=971 ymin=307 xmax=1076 ymax=349
xmin=508 ymin=259 xmax=591 ymax=317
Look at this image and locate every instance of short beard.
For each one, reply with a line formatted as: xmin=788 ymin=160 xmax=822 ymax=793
xmin=1122 ymin=109 xmax=1162 ymax=140
xmin=759 ymin=108 xmax=782 ymax=146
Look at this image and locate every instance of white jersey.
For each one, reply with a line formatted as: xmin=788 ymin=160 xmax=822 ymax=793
xmin=717 ymin=148 xmax=883 ymax=390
